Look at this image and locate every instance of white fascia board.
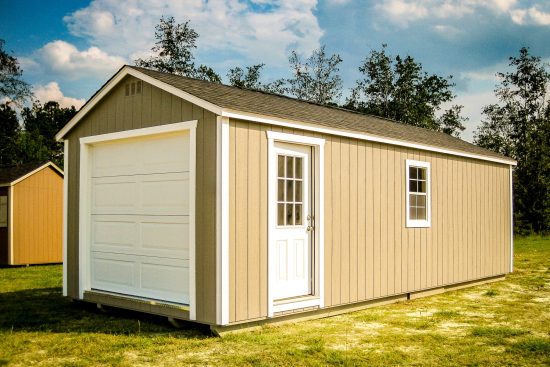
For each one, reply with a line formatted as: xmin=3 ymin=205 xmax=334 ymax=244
xmin=55 ymin=66 xmax=223 ymax=141
xmin=223 ymin=110 xmax=517 ymax=166
xmin=9 ymin=162 xmax=64 ymax=187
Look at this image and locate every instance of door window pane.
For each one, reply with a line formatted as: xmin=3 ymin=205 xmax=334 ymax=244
xmin=286 ymin=156 xmax=294 ymax=178
xmin=295 ymin=204 xmax=302 ymax=225
xmin=295 ymin=180 xmax=302 ymax=202
xmin=278 ymin=204 xmax=285 ymax=225
xmin=278 ymin=179 xmax=285 ymax=201
xmin=286 ymin=180 xmax=294 ymax=202
xmin=295 ymin=157 xmax=303 ymax=179
xmin=286 ymin=203 xmax=294 ymax=225
xmin=278 ymin=156 xmax=285 ymax=177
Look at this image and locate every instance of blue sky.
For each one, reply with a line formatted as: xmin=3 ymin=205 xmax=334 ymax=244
xmin=2 ymin=0 xmax=550 ymax=141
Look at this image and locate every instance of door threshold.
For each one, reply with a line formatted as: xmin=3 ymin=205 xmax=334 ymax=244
xmin=274 ymin=294 xmax=317 ymax=306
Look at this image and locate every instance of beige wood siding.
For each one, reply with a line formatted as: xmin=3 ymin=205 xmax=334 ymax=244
xmin=228 ymin=119 xmax=512 ymax=323
xmin=65 ymin=76 xmax=217 ymax=324
xmin=11 ymin=167 xmax=63 ymax=265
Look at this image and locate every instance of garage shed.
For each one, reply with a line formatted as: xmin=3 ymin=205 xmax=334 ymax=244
xmin=56 ymin=66 xmax=516 ymax=333
xmin=0 ymin=161 xmax=63 ymax=266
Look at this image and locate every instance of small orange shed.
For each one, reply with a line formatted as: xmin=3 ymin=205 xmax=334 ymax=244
xmin=0 ymin=161 xmax=64 ymax=265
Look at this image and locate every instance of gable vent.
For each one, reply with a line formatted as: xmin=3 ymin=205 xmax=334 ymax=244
xmin=125 ymin=81 xmax=142 ymax=97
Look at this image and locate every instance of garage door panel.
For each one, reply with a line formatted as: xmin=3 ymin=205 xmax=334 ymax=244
xmin=92 ymin=179 xmax=137 ymax=211
xmin=91 ymin=215 xmax=189 ymax=259
xmin=92 ymin=172 xmax=189 ymax=216
xmin=141 ymin=220 xmax=189 ymax=253
xmin=140 ymin=262 xmax=189 ymax=303
xmin=92 ymin=219 xmax=138 ymax=249
xmin=91 ymin=252 xmax=189 ymax=304
xmin=92 ymin=132 xmax=189 ymax=177
xmin=92 ymin=255 xmax=136 ymax=288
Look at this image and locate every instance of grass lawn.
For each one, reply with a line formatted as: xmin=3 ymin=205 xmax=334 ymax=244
xmin=1 ymin=237 xmax=549 ymax=366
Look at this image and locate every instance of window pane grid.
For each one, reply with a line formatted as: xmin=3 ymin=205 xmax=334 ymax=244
xmin=277 ymin=155 xmax=304 ymax=226
xmin=408 ymin=164 xmax=429 ymax=223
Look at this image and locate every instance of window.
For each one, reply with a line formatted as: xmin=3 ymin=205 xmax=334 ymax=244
xmin=0 ymin=196 xmax=7 ymax=228
xmin=277 ymin=154 xmax=303 ymax=226
xmin=406 ymin=160 xmax=431 ymax=227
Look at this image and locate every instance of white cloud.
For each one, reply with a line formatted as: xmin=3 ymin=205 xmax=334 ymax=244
xmin=376 ymin=0 xmax=549 ymax=28
xmin=33 ymin=82 xmax=86 ymax=109
xmin=62 ymin=0 xmax=323 ymax=67
xmin=510 ymin=6 xmax=550 ymax=26
xmin=35 ymin=40 xmax=126 ymax=80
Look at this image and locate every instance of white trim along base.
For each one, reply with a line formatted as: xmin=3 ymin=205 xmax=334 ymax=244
xmin=78 ymin=121 xmax=197 ymax=319
xmin=216 ymin=116 xmax=230 ymax=325
xmin=266 ymin=131 xmax=325 ymax=317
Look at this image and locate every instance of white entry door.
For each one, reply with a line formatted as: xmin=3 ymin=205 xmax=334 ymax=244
xmin=272 ymin=142 xmax=313 ymax=300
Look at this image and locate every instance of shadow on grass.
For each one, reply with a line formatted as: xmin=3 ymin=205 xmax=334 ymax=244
xmin=0 ymin=287 xmax=211 ymax=338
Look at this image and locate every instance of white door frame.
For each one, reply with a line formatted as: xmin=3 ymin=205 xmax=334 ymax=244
xmin=78 ymin=120 xmax=197 ymax=320
xmin=266 ymin=131 xmax=325 ymax=317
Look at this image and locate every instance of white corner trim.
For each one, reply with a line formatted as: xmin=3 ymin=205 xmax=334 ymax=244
xmin=227 ymin=111 xmax=516 ymax=166
xmin=405 ymin=159 xmax=432 ymax=228
xmin=509 ymin=166 xmax=514 ymax=273
xmin=188 ymin=123 xmax=197 ymax=321
xmin=78 ymin=141 xmax=91 ymax=299
xmin=63 ymin=140 xmax=68 ymax=297
xmin=55 ymin=66 xmax=222 ymax=141
xmin=77 ymin=121 xmax=198 ymax=313
xmin=8 ymin=188 xmax=13 ymax=265
xmin=266 ymin=131 xmax=325 ymax=317
xmin=216 ymin=116 xmax=230 ymax=325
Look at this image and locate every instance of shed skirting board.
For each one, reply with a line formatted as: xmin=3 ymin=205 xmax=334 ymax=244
xmin=211 ymin=274 xmax=506 ymax=336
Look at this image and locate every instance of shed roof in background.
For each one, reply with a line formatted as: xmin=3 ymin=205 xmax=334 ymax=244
xmin=0 ymin=162 xmax=63 ymax=186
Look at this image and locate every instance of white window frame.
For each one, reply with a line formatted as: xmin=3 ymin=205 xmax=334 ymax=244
xmin=406 ymin=159 xmax=431 ymax=228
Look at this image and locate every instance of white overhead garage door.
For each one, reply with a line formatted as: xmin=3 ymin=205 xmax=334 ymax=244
xmin=87 ymin=130 xmax=191 ymax=304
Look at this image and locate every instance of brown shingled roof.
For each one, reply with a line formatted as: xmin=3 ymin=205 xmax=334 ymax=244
xmin=130 ymin=66 xmax=510 ymax=162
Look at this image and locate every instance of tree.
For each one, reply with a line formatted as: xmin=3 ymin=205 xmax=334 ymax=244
xmin=0 ymin=39 xmax=32 ymax=106
xmin=0 ymin=103 xmax=20 ymax=165
xmin=135 ymin=16 xmax=221 ymax=82
xmin=286 ymin=46 xmax=343 ymax=105
xmin=19 ymin=101 xmax=77 ymax=167
xmin=228 ymin=64 xmax=266 ymax=89
xmin=474 ymin=47 xmax=550 ymax=233
xmin=347 ymin=45 xmax=466 ymax=136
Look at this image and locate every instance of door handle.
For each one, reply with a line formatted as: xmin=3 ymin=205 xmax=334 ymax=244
xmin=307 ymin=214 xmax=314 ymax=232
